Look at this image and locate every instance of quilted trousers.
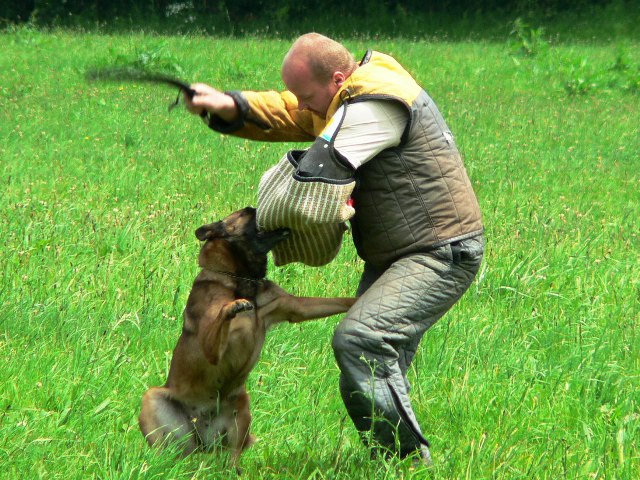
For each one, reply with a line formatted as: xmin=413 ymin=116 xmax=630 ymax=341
xmin=332 ymin=235 xmax=484 ymax=459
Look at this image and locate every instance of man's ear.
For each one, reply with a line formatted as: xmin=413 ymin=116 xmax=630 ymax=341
xmin=333 ymin=71 xmax=346 ymax=87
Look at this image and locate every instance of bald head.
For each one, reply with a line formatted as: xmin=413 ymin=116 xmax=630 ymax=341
xmin=282 ymin=33 xmax=357 ymax=83
xmin=281 ymin=33 xmax=357 ymax=117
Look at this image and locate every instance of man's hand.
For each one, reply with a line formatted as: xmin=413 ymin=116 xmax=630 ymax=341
xmin=185 ymin=83 xmax=239 ymax=123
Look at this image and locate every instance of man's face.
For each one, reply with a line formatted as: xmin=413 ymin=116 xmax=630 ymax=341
xmin=282 ymin=62 xmax=341 ymax=118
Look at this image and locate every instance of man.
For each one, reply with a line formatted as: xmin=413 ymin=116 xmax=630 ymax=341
xmin=185 ymin=33 xmax=484 ymax=466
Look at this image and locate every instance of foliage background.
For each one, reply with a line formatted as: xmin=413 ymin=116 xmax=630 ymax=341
xmin=1 ymin=1 xmax=639 ymax=41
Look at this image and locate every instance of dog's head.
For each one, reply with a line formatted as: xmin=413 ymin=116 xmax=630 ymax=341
xmin=195 ymin=207 xmax=290 ymax=278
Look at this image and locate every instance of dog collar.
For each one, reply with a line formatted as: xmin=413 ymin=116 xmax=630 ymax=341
xmin=210 ymin=270 xmax=265 ymax=284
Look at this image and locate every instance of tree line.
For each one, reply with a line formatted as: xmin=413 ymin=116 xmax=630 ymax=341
xmin=2 ymin=0 xmax=619 ymax=27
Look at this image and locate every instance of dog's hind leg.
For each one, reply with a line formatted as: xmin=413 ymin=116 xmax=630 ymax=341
xmin=202 ymin=299 xmax=254 ymax=365
xmin=139 ymin=387 xmax=198 ymax=455
xmin=225 ymin=389 xmax=255 ymax=468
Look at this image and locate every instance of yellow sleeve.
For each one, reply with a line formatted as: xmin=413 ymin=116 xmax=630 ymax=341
xmin=209 ymin=90 xmax=326 ymax=143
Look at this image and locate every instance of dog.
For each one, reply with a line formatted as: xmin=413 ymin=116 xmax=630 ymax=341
xmin=139 ymin=207 xmax=356 ymax=467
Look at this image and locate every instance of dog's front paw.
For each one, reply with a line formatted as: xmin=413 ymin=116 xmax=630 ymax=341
xmin=229 ymin=299 xmax=254 ymax=316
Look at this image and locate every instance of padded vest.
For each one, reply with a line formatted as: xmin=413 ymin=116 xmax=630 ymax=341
xmin=327 ymin=51 xmax=484 ymax=267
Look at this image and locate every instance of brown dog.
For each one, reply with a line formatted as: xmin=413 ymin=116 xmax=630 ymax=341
xmin=139 ymin=207 xmax=355 ymax=467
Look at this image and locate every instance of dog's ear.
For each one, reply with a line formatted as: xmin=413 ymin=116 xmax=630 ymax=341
xmin=195 ymin=221 xmax=227 ymax=241
xmin=254 ymin=228 xmax=290 ymax=254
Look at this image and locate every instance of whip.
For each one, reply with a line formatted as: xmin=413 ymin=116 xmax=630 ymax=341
xmin=85 ymin=67 xmax=196 ymax=110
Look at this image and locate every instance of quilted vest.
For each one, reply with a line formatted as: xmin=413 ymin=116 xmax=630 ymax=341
xmin=328 ymin=51 xmax=484 ymax=267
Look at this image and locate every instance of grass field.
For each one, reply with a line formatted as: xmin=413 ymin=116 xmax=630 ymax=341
xmin=1 ymin=25 xmax=638 ymax=479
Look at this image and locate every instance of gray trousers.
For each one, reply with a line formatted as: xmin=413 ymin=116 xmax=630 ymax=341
xmin=332 ymin=235 xmax=484 ymax=457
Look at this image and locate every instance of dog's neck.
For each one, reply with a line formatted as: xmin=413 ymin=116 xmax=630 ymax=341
xmin=197 ymin=267 xmax=263 ymax=300
xmin=227 ymin=242 xmax=268 ymax=280
xmin=198 ymin=239 xmax=268 ymax=282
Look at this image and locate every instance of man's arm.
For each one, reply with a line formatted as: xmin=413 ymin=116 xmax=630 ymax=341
xmin=185 ymin=83 xmax=321 ymax=143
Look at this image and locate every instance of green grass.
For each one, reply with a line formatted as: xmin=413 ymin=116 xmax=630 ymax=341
xmin=1 ymin=26 xmax=638 ymax=479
